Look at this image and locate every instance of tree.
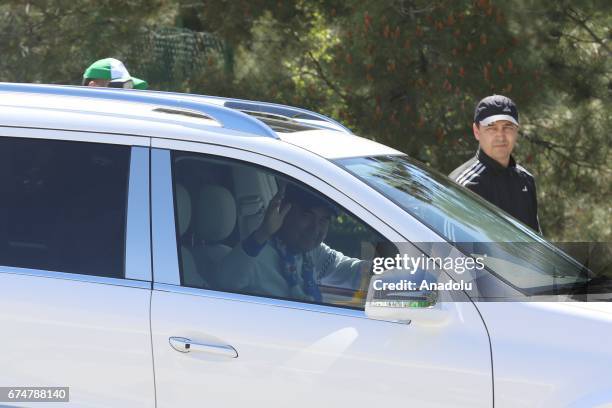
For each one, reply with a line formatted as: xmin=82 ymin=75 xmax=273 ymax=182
xmin=1 ymin=0 xmax=608 ymax=241
xmin=185 ymin=0 xmax=610 ymax=241
xmin=0 ymin=0 xmax=164 ymax=84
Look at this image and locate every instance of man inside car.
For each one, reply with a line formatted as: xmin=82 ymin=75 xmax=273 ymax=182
xmin=215 ymin=182 xmax=371 ymax=303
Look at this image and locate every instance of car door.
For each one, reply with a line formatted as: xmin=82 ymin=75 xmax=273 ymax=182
xmin=149 ymin=138 xmax=492 ymax=408
xmin=0 ymin=129 xmax=155 ymax=407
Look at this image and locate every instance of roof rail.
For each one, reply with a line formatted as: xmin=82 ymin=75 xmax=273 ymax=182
xmin=224 ymin=99 xmax=352 ymax=134
xmin=137 ymin=90 xmax=353 ymax=135
xmin=0 ymin=83 xmax=279 ymax=139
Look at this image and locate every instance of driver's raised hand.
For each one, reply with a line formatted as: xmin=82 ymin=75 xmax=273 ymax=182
xmin=253 ymin=185 xmax=292 ymax=244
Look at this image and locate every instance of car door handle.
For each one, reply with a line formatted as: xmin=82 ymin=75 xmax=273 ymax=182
xmin=169 ymin=337 xmax=238 ymax=358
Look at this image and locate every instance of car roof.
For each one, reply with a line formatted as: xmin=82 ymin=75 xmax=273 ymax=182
xmin=0 ymin=83 xmax=401 ymax=160
xmin=277 ymin=130 xmax=400 ymax=159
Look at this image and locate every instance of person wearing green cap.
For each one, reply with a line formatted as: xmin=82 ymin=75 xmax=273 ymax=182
xmin=82 ymin=58 xmax=148 ymax=90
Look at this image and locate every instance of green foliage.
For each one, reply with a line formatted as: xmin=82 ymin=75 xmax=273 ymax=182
xmin=0 ymin=0 xmax=609 ymax=241
xmin=184 ymin=0 xmax=610 ymax=241
xmin=507 ymin=0 xmax=611 ymax=240
xmin=130 ymin=27 xmax=225 ymax=90
xmin=0 ymin=0 xmax=164 ymax=84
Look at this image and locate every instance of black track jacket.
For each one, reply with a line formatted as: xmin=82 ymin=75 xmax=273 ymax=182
xmin=449 ymin=149 xmax=540 ymax=232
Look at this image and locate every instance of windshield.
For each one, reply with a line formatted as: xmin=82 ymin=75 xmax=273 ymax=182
xmin=336 ymin=155 xmax=590 ymax=295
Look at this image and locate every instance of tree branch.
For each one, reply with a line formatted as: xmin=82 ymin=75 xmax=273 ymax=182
xmin=288 ymin=30 xmax=351 ymax=104
xmin=522 ymin=131 xmax=611 ymax=172
xmin=305 ymin=49 xmax=352 ymax=104
xmin=565 ymin=7 xmax=611 ymax=56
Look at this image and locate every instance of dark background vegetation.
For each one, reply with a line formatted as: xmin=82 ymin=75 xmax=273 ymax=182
xmin=1 ymin=0 xmax=609 ymax=241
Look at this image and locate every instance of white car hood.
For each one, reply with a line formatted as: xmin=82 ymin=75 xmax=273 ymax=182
xmin=475 ymin=301 xmax=612 ymax=408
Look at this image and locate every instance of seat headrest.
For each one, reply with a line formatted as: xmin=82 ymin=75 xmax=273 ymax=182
xmin=195 ymin=185 xmax=236 ymax=242
xmin=175 ymin=184 xmax=191 ymax=236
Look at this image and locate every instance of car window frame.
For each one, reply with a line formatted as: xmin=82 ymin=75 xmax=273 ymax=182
xmin=150 ymin=138 xmax=407 ymax=315
xmin=0 ymin=127 xmax=152 ymax=289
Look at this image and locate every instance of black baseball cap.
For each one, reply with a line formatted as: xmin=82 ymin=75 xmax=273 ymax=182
xmin=284 ymin=183 xmax=339 ymax=216
xmin=474 ymin=95 xmax=519 ymax=127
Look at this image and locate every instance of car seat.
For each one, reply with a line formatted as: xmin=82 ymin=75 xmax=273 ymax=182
xmin=175 ymin=183 xmax=208 ymax=288
xmin=192 ymin=184 xmax=237 ymax=288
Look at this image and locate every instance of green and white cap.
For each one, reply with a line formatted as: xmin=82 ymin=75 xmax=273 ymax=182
xmin=83 ymin=58 xmax=148 ymax=89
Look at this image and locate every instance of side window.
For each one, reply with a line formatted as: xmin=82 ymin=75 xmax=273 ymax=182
xmin=172 ymin=151 xmax=396 ymax=310
xmin=0 ymin=137 xmax=130 ymax=278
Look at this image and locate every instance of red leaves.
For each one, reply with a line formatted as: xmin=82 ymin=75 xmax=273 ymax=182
xmin=374 ymin=100 xmax=382 ymax=120
xmin=375 ymin=104 xmax=382 ymax=120
xmin=496 ymin=10 xmax=504 ymax=24
xmin=382 ymin=25 xmax=400 ymax=39
xmin=417 ymin=115 xmax=425 ymax=128
xmin=363 ymin=12 xmax=372 ymax=32
xmin=483 ymin=64 xmax=491 ymax=82
xmin=390 ymin=110 xmax=399 ymax=124
xmin=443 ymin=79 xmax=453 ymax=92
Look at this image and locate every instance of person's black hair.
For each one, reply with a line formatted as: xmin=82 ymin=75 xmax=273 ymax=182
xmin=284 ymin=183 xmax=339 ymax=216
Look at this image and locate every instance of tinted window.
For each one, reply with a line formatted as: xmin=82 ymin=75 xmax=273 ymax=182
xmin=0 ymin=137 xmax=130 ymax=278
xmin=171 ymin=151 xmax=394 ymax=310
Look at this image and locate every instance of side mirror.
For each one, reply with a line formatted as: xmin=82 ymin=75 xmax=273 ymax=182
xmin=365 ymin=268 xmax=450 ymax=326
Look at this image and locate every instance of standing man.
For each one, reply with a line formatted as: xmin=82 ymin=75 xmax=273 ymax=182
xmin=450 ymin=95 xmax=540 ymax=232
xmin=82 ymin=58 xmax=148 ymax=89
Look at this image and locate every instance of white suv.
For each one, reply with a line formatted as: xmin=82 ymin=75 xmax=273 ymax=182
xmin=0 ymin=83 xmax=610 ymax=408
